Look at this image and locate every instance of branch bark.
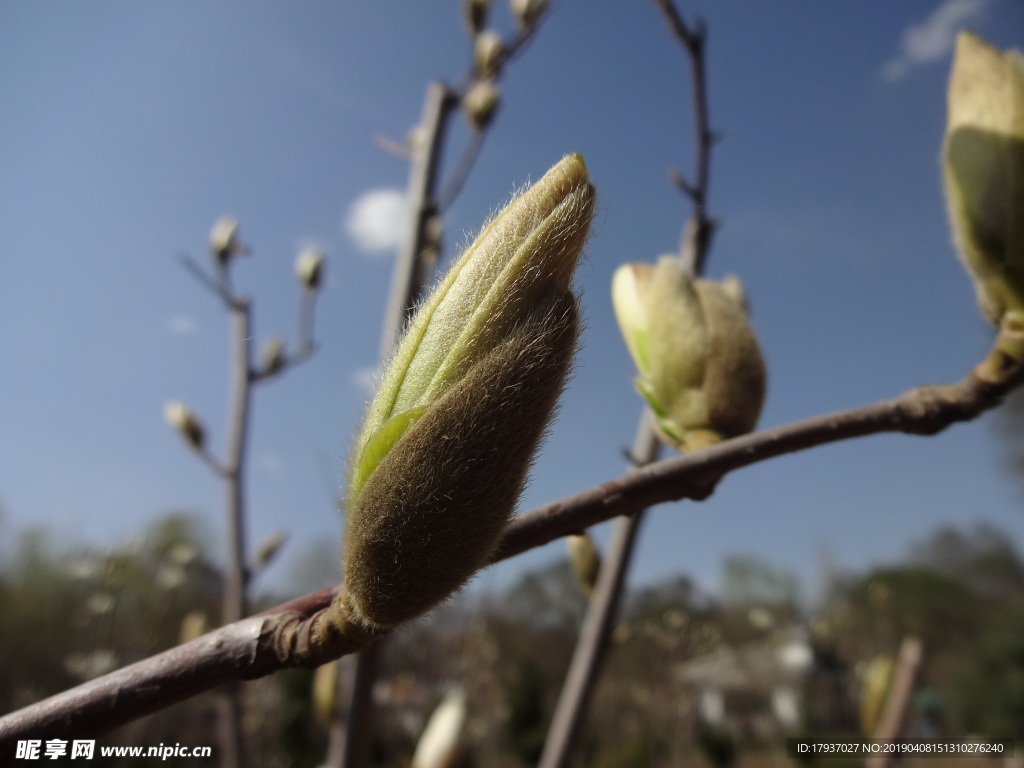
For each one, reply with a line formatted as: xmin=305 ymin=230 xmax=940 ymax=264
xmin=2 ymin=360 xmax=1017 ymax=751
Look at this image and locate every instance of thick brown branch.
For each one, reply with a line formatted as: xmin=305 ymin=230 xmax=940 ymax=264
xmin=0 ymin=363 xmax=1016 ymax=749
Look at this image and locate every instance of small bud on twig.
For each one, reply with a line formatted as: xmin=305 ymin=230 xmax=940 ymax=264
xmin=412 ymin=690 xmax=467 ymax=768
xmin=260 ymin=337 xmax=286 ymax=378
xmin=463 ymin=0 xmax=490 ymax=35
xmin=208 ymin=216 xmax=249 ymax=268
xmin=462 ymin=79 xmax=500 ymax=131
xmin=510 ymin=0 xmax=547 ymax=33
xmin=474 ymin=30 xmax=504 ymax=78
xmin=567 ymin=533 xmax=601 ymax=597
xmin=164 ymin=401 xmax=206 ymax=452
xmin=612 ymin=258 xmax=767 ymax=452
xmin=341 ymin=154 xmax=595 ymax=629
xmin=295 ymin=247 xmax=326 ymax=291
xmin=253 ymin=530 xmax=288 ymax=571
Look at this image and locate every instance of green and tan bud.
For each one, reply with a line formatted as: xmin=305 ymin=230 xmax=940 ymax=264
xmin=567 ymin=533 xmax=600 ymax=597
xmin=612 ymin=257 xmax=766 ymax=452
xmin=342 ymin=154 xmax=594 ymax=629
xmin=943 ymin=31 xmax=1024 ymax=326
xmin=510 ymin=0 xmax=547 ymax=33
xmin=462 ymin=79 xmax=500 ymax=131
xmin=260 ymin=336 xmax=286 ymax=377
xmin=412 ymin=690 xmax=467 ymax=768
xmin=164 ymin=401 xmax=206 ymax=452
xmin=295 ymin=247 xmax=325 ymax=291
xmin=209 ymin=216 xmax=248 ymax=267
xmin=474 ymin=30 xmax=505 ymax=78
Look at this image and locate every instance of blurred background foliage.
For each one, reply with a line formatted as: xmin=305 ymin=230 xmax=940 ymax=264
xmin=4 ymin=512 xmax=1024 ymax=766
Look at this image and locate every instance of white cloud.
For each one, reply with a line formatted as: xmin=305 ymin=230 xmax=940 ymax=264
xmin=165 ymin=315 xmax=198 ymax=334
xmin=352 ymin=366 xmax=377 ymax=395
xmin=344 ymin=188 xmax=406 ymax=254
xmin=880 ymin=0 xmax=992 ymax=82
xmin=258 ymin=453 xmax=285 ymax=475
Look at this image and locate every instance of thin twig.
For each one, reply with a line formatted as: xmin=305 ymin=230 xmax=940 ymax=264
xmin=437 ymin=129 xmax=485 ymax=214
xmin=539 ymin=4 xmax=719 ymax=763
xmin=2 ymin=358 xmax=1018 ymax=749
xmin=652 ymin=0 xmax=718 ymax=274
xmin=177 ymin=253 xmax=236 ymax=309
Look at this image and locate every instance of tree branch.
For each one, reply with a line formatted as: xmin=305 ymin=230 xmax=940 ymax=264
xmin=2 ymin=358 xmax=1018 ymax=750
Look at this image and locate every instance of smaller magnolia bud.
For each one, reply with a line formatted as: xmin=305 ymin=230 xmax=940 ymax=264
xmin=260 ymin=336 xmax=286 ymax=377
xmin=179 ymin=611 xmax=208 ymax=644
xmin=164 ymin=401 xmax=205 ymax=451
xmin=462 ymin=79 xmax=500 ymax=131
xmin=253 ymin=530 xmax=288 ymax=570
xmin=566 ymin=533 xmax=600 ymax=597
xmin=943 ymin=31 xmax=1024 ymax=326
xmin=412 ymin=690 xmax=467 ymax=768
xmin=859 ymin=655 xmax=893 ymax=736
xmin=463 ymin=0 xmax=490 ymax=35
xmin=209 ymin=216 xmax=248 ymax=267
xmin=295 ymin=247 xmax=326 ymax=291
xmin=612 ymin=257 xmax=766 ymax=452
xmin=510 ymin=0 xmax=547 ymax=33
xmin=312 ymin=660 xmax=340 ymax=725
xmin=474 ymin=30 xmax=504 ymax=78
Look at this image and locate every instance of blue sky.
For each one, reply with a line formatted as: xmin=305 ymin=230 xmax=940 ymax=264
xmin=2 ymin=0 xmax=1023 ymax=603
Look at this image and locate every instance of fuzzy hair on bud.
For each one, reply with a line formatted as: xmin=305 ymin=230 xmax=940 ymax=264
xmin=943 ymin=30 xmax=1024 ymax=325
xmin=612 ymin=257 xmax=766 ymax=452
xmin=342 ymin=154 xmax=595 ymax=630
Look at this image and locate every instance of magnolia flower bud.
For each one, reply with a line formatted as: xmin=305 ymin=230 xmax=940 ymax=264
xmin=164 ymin=401 xmax=206 ymax=451
xmin=253 ymin=530 xmax=288 ymax=571
xmin=260 ymin=336 xmax=286 ymax=377
xmin=462 ymin=79 xmax=500 ymax=131
xmin=566 ymin=533 xmax=600 ymax=597
xmin=474 ymin=30 xmax=504 ymax=78
xmin=179 ymin=611 xmax=208 ymax=644
xmin=943 ymin=31 xmax=1024 ymax=326
xmin=312 ymin=660 xmax=339 ymax=725
xmin=209 ymin=216 xmax=248 ymax=267
xmin=463 ymin=0 xmax=490 ymax=35
xmin=295 ymin=247 xmax=325 ymax=291
xmin=413 ymin=690 xmax=467 ymax=768
xmin=510 ymin=0 xmax=547 ymax=33
xmin=342 ymin=154 xmax=595 ymax=629
xmin=612 ymin=257 xmax=766 ymax=452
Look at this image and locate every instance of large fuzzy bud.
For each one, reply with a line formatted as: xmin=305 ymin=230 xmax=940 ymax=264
xmin=612 ymin=257 xmax=766 ymax=452
xmin=342 ymin=154 xmax=595 ymax=629
xmin=943 ymin=31 xmax=1024 ymax=326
